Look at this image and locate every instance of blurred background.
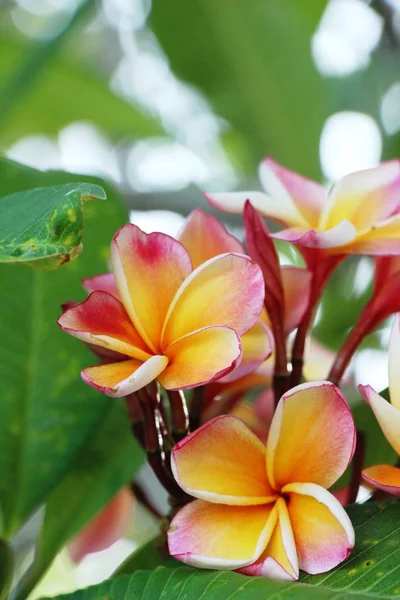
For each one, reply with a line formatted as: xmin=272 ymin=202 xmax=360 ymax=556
xmin=1 ymin=0 xmax=400 ymax=594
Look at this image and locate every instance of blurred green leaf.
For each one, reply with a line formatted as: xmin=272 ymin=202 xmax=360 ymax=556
xmin=149 ymin=0 xmax=329 ymax=177
xmin=0 ymin=159 xmax=131 ymax=539
xmin=0 ymin=34 xmax=162 ymax=147
xmin=0 ymin=539 xmax=14 ymax=600
xmin=0 ymin=183 xmax=105 ymax=269
xmin=40 ymin=500 xmax=400 ymax=599
xmin=115 ymin=538 xmax=179 ymax=576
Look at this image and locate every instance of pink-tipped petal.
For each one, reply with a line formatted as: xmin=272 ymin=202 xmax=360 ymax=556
xmin=267 ymin=382 xmax=356 ymax=490
xmin=260 ymin=158 xmax=325 ymax=228
xmin=239 ymin=498 xmax=299 ymax=580
xmin=217 ymin=321 xmax=273 ymax=384
xmin=359 ymin=384 xmax=400 ymax=456
xmin=362 ymin=464 xmax=400 ymax=496
xmin=320 ymin=160 xmax=400 ymax=232
xmin=345 ymin=214 xmax=400 ymax=255
xmin=82 ymin=355 xmax=168 ymax=397
xmin=171 ymin=415 xmax=275 ymax=504
xmin=68 ymin=488 xmax=134 ymax=563
xmin=389 ymin=316 xmax=400 ymax=410
xmin=58 ymin=292 xmax=152 ymax=361
xmin=281 ymin=267 xmax=312 ymax=333
xmin=82 ymin=273 xmax=118 ymax=297
xmin=159 ymin=326 xmax=242 ymax=390
xmin=162 ymin=253 xmax=265 ymax=346
xmin=284 ymin=483 xmax=354 ymax=575
xmin=168 ymin=500 xmax=275 ymax=569
xmin=110 ymin=224 xmax=192 ymax=353
xmin=177 ymin=208 xmax=243 ymax=268
xmin=272 ymin=221 xmax=357 ymax=250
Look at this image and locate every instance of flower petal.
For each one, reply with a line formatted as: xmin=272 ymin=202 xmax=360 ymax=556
xmin=362 ymin=464 xmax=400 ymax=496
xmin=82 ymin=273 xmax=118 ymax=297
xmin=266 ymin=381 xmax=356 ymax=490
xmin=239 ymin=498 xmax=299 ymax=580
xmin=359 ymin=384 xmax=400 ymax=455
xmin=389 ymin=316 xmax=400 ymax=410
xmin=159 ymin=326 xmax=242 ymax=390
xmin=281 ymin=267 xmax=312 ymax=333
xmin=171 ymin=415 xmax=275 ymax=504
xmin=110 ymin=224 xmax=192 ymax=353
xmin=177 ymin=208 xmax=243 ymax=269
xmin=259 ymin=158 xmax=325 ymax=228
xmin=162 ymin=253 xmax=264 ymax=346
xmin=58 ymin=291 xmax=152 ymax=361
xmin=303 ymin=338 xmax=339 ymax=382
xmin=217 ymin=321 xmax=273 ymax=384
xmin=344 ymin=214 xmax=400 ymax=255
xmin=68 ymin=488 xmax=134 ymax=563
xmin=272 ymin=221 xmax=357 ymax=250
xmin=82 ymin=355 xmax=168 ymax=397
xmin=283 ymin=483 xmax=354 ymax=575
xmin=320 ymin=160 xmax=400 ymax=232
xmin=168 ymin=500 xmax=275 ymax=569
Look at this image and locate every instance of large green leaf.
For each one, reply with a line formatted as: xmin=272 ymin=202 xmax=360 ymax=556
xmin=0 ymin=34 xmax=161 ymax=146
xmin=43 ymin=500 xmax=400 ymax=599
xmin=0 ymin=539 xmax=14 ymax=600
xmin=16 ymin=404 xmax=144 ymax=600
xmin=0 ymin=183 xmax=105 ymax=269
xmin=0 ymin=159 xmax=132 ymax=538
xmin=149 ymin=0 xmax=330 ymax=178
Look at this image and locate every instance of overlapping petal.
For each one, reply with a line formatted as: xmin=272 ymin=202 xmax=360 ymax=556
xmin=82 ymin=273 xmax=118 ymax=297
xmin=177 ymin=208 xmax=243 ymax=268
xmin=239 ymin=498 xmax=298 ymax=580
xmin=320 ymin=161 xmax=400 ymax=232
xmin=82 ymin=355 xmax=168 ymax=397
xmin=57 ymin=291 xmax=152 ymax=361
xmin=272 ymin=221 xmax=357 ymax=251
xmin=171 ymin=415 xmax=275 ymax=504
xmin=283 ymin=483 xmax=354 ymax=574
xmin=388 ymin=316 xmax=400 ymax=409
xmin=359 ymin=384 xmax=400 ymax=456
xmin=111 ymin=224 xmax=192 ymax=352
xmin=159 ymin=326 xmax=242 ymax=390
xmin=259 ymin=158 xmax=324 ymax=228
xmin=267 ymin=382 xmax=356 ymax=490
xmin=362 ymin=464 xmax=400 ymax=496
xmin=168 ymin=500 xmax=276 ymax=569
xmin=281 ymin=267 xmax=312 ymax=333
xmin=162 ymin=253 xmax=264 ymax=346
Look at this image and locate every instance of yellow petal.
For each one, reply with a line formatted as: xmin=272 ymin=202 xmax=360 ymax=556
xmin=359 ymin=384 xmax=400 ymax=456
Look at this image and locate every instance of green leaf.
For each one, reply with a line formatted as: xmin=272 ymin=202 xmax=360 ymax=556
xmin=116 ymin=538 xmax=180 ymax=576
xmin=0 ymin=34 xmax=162 ymax=146
xmin=0 ymin=159 xmax=131 ymax=539
xmin=149 ymin=0 xmax=330 ymax=178
xmin=0 ymin=183 xmax=105 ymax=269
xmin=16 ymin=404 xmax=144 ymax=600
xmin=44 ymin=500 xmax=400 ymax=599
xmin=0 ymin=539 xmax=14 ymax=600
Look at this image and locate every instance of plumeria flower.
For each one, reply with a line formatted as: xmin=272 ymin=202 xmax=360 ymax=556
xmin=168 ymin=381 xmax=356 ymax=579
xmin=207 ymin=158 xmax=400 ymax=258
xmin=360 ymin=316 xmax=400 ymax=495
xmin=58 ymin=223 xmax=265 ymax=396
xmin=68 ymin=488 xmax=134 ymax=563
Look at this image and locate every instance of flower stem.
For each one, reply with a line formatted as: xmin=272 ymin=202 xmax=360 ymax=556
xmin=189 ymin=386 xmax=205 ymax=431
xmin=167 ymin=390 xmax=190 ymax=441
xmin=348 ymin=430 xmax=365 ymax=504
xmin=271 ymin=317 xmax=290 ymax=406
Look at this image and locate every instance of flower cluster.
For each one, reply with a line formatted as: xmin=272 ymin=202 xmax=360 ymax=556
xmin=59 ymin=158 xmax=400 ymax=580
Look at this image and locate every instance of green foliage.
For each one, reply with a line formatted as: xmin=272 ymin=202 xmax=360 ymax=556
xmin=149 ymin=0 xmax=330 ymax=178
xmin=0 ymin=540 xmax=14 ymax=600
xmin=42 ymin=500 xmax=400 ymax=599
xmin=0 ymin=183 xmax=105 ymax=269
xmin=0 ymin=158 xmax=143 ymax=544
xmin=116 ymin=539 xmax=180 ymax=576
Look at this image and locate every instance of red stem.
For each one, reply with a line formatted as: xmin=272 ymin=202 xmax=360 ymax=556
xmin=167 ymin=390 xmax=190 ymax=441
xmin=348 ymin=430 xmax=365 ymax=504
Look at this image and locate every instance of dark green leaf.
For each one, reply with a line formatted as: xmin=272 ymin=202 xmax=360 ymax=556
xmin=0 ymin=159 xmax=131 ymax=539
xmin=44 ymin=500 xmax=400 ymax=599
xmin=0 ymin=183 xmax=105 ymax=269
xmin=0 ymin=539 xmax=14 ymax=600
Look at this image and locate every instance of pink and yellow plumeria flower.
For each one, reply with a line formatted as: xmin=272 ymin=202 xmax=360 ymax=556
xmin=207 ymin=158 xmax=400 ymax=257
xmin=360 ymin=316 xmax=400 ymax=495
xmin=168 ymin=381 xmax=356 ymax=579
xmin=58 ymin=223 xmax=265 ymax=396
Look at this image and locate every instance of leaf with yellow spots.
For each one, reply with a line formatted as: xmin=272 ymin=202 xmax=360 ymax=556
xmin=0 ymin=183 xmax=105 ymax=269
